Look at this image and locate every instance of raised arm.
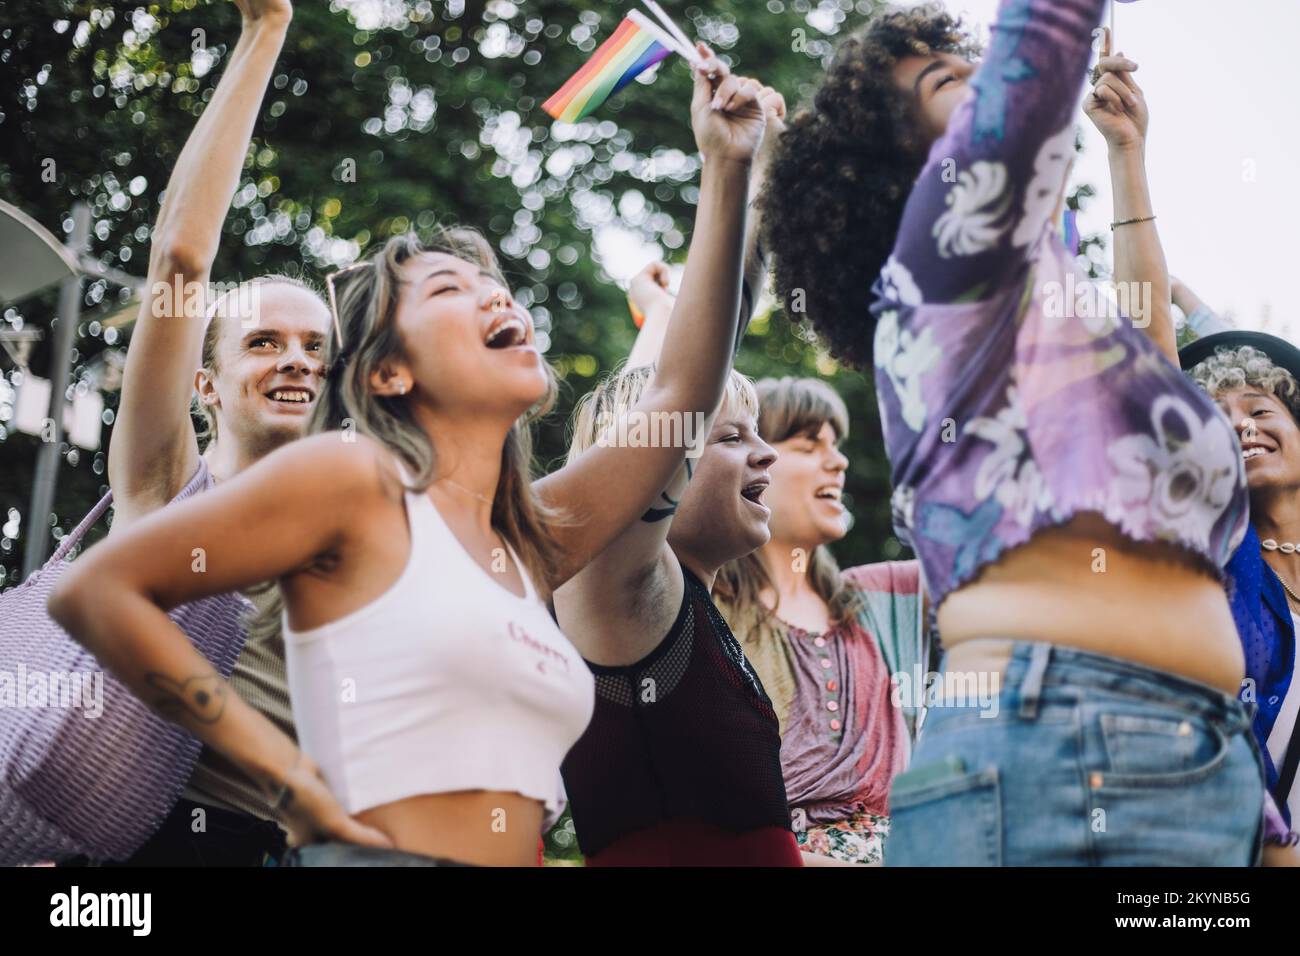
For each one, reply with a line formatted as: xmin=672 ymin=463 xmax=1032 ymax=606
xmin=886 ymin=0 xmax=1108 ymax=306
xmin=626 ymin=84 xmax=785 ymax=369
xmin=534 ymin=46 xmax=767 ymax=589
xmin=49 ymin=432 xmax=392 ymax=848
xmin=740 ymin=85 xmax=785 ymax=320
xmin=108 ymin=0 xmax=292 ymax=527
xmin=625 ymin=261 xmax=676 ymax=369
xmin=1083 ymin=33 xmax=1175 ymax=361
xmin=1171 ymin=276 xmax=1231 ymax=339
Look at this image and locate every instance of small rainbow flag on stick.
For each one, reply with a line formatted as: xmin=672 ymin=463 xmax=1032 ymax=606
xmin=543 ymin=9 xmax=694 ymax=123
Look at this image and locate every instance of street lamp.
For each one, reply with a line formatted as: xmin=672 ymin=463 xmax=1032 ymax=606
xmin=1 ymin=200 xmax=99 ymax=578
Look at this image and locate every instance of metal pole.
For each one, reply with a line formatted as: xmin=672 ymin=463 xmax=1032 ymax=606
xmin=22 ymin=202 xmax=91 ymax=578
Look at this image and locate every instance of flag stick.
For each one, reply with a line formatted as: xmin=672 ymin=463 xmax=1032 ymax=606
xmin=627 ymin=9 xmax=698 ymax=66
xmin=1110 ymin=1 xmax=1116 ymax=52
xmin=641 ymin=0 xmax=700 ymax=64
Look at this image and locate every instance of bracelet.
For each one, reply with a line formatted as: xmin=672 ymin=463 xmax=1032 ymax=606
xmin=1111 ymin=214 xmax=1156 ymax=230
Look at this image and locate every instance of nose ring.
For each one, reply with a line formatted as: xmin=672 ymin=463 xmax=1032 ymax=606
xmin=1241 ymin=417 xmax=1258 ymax=440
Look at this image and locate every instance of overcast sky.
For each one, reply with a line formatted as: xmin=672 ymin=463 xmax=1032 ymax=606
xmin=909 ymin=0 xmax=1300 ymax=338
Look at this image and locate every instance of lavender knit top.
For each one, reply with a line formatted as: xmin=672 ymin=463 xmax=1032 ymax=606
xmin=870 ymin=0 xmax=1248 ymax=610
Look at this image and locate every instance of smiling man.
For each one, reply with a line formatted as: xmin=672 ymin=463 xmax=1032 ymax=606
xmin=81 ymin=0 xmax=330 ymax=866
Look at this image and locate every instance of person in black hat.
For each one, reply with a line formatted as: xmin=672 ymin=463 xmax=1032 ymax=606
xmin=1182 ymin=322 xmax=1300 ymax=861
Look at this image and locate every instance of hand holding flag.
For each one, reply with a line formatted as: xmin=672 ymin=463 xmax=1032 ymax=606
xmin=1085 ymin=28 xmax=1146 ymax=153
xmin=690 ymin=43 xmax=767 ymax=167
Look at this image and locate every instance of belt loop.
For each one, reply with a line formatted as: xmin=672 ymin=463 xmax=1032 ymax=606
xmin=1018 ymin=642 xmax=1052 ymax=720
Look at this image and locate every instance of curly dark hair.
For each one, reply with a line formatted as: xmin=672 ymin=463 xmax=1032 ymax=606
xmin=760 ymin=3 xmax=975 ymax=369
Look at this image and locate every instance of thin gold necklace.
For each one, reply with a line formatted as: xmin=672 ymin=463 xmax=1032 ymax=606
xmin=1279 ymin=574 xmax=1300 ymax=607
xmin=437 ymin=477 xmax=494 ymax=508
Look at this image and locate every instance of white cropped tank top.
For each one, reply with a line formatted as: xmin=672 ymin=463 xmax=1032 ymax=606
xmin=283 ymin=460 xmax=594 ymax=825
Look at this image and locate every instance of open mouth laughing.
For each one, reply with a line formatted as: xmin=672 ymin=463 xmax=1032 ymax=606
xmin=484 ymin=311 xmax=533 ymax=351
xmin=741 ymin=476 xmax=771 ymax=515
xmin=1241 ymin=441 xmax=1274 ymax=462
xmin=814 ymin=483 xmax=845 ymax=510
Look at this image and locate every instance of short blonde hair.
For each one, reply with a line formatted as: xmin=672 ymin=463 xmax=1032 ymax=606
xmin=566 ymin=363 xmax=759 ymax=463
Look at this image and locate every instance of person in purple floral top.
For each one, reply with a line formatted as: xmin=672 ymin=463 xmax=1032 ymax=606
xmin=762 ymin=0 xmax=1272 ymax=864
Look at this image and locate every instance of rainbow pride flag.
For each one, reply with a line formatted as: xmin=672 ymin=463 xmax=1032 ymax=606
xmin=543 ymin=12 xmax=679 ymax=123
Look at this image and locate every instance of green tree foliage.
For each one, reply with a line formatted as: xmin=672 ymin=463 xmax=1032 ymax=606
xmin=0 ymin=0 xmax=922 ymax=590
xmin=0 ymin=0 xmax=1110 ymax=864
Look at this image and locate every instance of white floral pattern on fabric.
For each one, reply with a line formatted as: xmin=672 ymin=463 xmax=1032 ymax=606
xmin=875 ymin=310 xmax=941 ymax=432
xmin=965 ymin=386 xmax=1054 ymax=527
xmin=1107 ymin=395 xmax=1242 ymax=549
xmin=933 ymin=161 xmax=1013 ymax=258
xmin=891 ymin=484 xmax=916 ymax=541
xmin=880 ymin=255 xmax=923 ymax=306
xmin=1011 ymin=124 xmax=1075 ymax=248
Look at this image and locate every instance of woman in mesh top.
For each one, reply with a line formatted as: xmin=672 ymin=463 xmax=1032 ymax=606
xmin=714 ymin=377 xmax=923 ymax=866
xmin=553 ymin=89 xmax=805 ymax=866
xmin=761 ymin=0 xmax=1269 ymax=864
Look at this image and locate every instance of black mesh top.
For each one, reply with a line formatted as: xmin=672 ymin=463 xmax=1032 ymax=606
xmin=560 ymin=562 xmax=793 ymax=858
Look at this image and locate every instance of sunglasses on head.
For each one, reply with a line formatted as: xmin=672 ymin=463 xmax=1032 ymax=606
xmin=324 ymin=260 xmax=375 ymax=350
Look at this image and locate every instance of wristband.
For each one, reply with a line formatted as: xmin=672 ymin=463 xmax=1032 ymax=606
xmin=1111 ymin=214 xmax=1156 ymax=230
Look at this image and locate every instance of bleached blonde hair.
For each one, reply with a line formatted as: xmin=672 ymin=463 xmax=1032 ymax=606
xmin=565 ymin=362 xmax=760 ymax=463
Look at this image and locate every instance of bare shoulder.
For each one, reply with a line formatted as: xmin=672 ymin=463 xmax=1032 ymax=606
xmin=245 ymin=431 xmax=400 ymax=505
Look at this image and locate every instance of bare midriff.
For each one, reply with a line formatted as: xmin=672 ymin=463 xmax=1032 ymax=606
xmin=938 ymin=513 xmax=1244 ymax=696
xmin=356 ymin=790 xmax=546 ymax=866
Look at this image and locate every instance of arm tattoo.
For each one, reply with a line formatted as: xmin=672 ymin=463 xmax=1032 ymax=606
xmin=145 ymin=670 xmax=227 ymax=725
xmin=642 ymin=496 xmax=679 ymax=523
xmin=641 ymin=458 xmax=696 ymax=523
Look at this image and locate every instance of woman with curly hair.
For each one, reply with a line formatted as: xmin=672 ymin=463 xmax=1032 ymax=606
xmin=1183 ymin=332 xmax=1300 ymax=861
xmin=762 ymin=0 xmax=1271 ymax=865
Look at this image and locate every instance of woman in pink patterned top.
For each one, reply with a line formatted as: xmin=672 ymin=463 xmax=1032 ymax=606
xmin=716 ymin=377 xmax=925 ymax=865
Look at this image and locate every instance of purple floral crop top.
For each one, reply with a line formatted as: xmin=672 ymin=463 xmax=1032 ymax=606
xmin=870 ymin=0 xmax=1248 ymax=610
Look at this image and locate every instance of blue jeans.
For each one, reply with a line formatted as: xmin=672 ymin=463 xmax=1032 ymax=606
xmin=886 ymin=642 xmax=1265 ymax=866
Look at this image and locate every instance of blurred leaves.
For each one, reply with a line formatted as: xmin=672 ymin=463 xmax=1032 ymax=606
xmin=0 ymin=0 xmax=1112 ymax=641
xmin=4 ymin=0 xmax=918 ymax=593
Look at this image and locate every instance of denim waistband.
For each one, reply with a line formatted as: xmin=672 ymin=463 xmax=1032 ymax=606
xmin=995 ymin=641 xmax=1251 ymax=732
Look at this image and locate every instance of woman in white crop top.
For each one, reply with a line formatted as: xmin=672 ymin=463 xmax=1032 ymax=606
xmin=49 ymin=48 xmax=771 ymax=866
